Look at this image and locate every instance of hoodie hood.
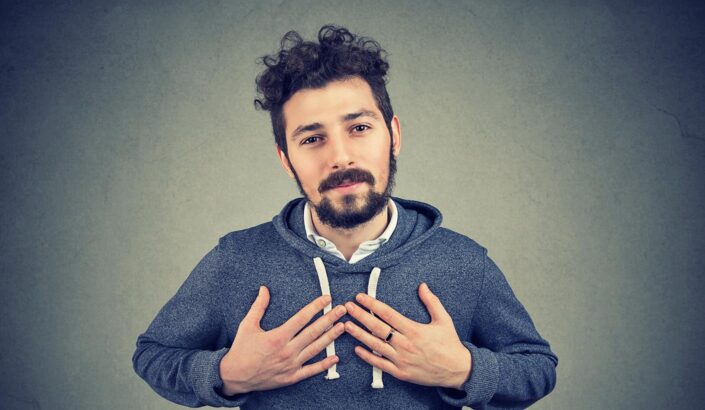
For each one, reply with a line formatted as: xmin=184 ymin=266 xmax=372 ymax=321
xmin=272 ymin=196 xmax=443 ymax=273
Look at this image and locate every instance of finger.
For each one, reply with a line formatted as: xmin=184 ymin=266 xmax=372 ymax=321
xmin=344 ymin=321 xmax=397 ymax=361
xmin=292 ymin=354 xmax=340 ymax=383
xmin=279 ymin=294 xmax=332 ymax=339
xmin=242 ymin=286 xmax=270 ymax=329
xmin=297 ymin=322 xmax=345 ymax=364
xmin=290 ymin=304 xmax=346 ymax=352
xmin=354 ymin=346 xmax=401 ymax=379
xmin=354 ymin=293 xmax=415 ymax=333
xmin=418 ymin=282 xmax=451 ymax=323
xmin=345 ymin=301 xmax=399 ymax=340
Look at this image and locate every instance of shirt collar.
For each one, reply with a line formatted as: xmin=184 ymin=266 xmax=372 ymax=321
xmin=304 ymin=199 xmax=398 ymax=246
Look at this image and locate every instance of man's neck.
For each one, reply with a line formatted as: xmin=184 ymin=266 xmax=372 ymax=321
xmin=311 ymin=204 xmax=390 ymax=261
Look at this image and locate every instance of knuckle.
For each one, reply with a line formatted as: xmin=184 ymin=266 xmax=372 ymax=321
xmin=320 ymin=329 xmax=334 ymax=345
xmin=324 ymin=308 xmax=339 ymax=323
xmin=318 ymin=315 xmax=334 ymax=330
xmin=305 ymin=327 xmax=319 ymax=343
xmin=302 ymin=343 xmax=319 ymax=358
xmin=326 ymin=327 xmax=341 ymax=343
xmin=295 ymin=315 xmax=309 ymax=328
xmin=276 ymin=346 xmax=293 ymax=361
xmin=405 ymin=325 xmax=419 ymax=339
xmin=397 ymin=338 xmax=412 ymax=351
xmin=264 ymin=337 xmax=280 ymax=352
xmin=270 ymin=332 xmax=288 ymax=348
xmin=282 ymin=372 xmax=298 ymax=385
xmin=378 ymin=309 xmax=391 ymax=322
xmin=293 ymin=368 xmax=311 ymax=383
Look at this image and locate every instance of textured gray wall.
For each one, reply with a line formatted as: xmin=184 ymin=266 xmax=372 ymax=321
xmin=2 ymin=1 xmax=704 ymax=409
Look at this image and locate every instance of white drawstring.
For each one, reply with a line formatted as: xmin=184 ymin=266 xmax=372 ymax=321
xmin=313 ymin=258 xmax=385 ymax=388
xmin=313 ymin=257 xmax=340 ymax=380
xmin=367 ymin=267 xmax=384 ymax=389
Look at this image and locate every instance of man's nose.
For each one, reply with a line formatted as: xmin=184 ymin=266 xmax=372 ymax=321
xmin=328 ymin=134 xmax=354 ymax=170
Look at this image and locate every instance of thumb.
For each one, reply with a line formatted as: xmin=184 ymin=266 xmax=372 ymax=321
xmin=243 ymin=285 xmax=270 ymax=329
xmin=418 ymin=282 xmax=450 ymax=323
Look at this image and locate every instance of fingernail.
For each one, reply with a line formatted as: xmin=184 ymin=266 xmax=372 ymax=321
xmin=335 ymin=305 xmax=345 ymax=315
xmin=332 ymin=356 xmax=339 ymax=363
xmin=421 ymin=282 xmax=429 ymax=292
xmin=258 ymin=286 xmax=264 ymax=296
xmin=356 ymin=293 xmax=365 ymax=302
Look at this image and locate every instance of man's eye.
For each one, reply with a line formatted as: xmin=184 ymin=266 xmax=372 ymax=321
xmin=301 ymin=136 xmax=321 ymax=145
xmin=352 ymin=124 xmax=370 ymax=133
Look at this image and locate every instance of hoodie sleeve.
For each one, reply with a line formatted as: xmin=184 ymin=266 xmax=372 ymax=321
xmin=132 ymin=244 xmax=250 ymax=408
xmin=437 ymin=250 xmax=558 ymax=409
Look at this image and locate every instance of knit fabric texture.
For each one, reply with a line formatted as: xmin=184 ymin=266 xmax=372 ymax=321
xmin=132 ymin=197 xmax=558 ymax=409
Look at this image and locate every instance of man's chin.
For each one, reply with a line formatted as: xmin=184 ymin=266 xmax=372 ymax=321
xmin=312 ymin=190 xmax=389 ymax=230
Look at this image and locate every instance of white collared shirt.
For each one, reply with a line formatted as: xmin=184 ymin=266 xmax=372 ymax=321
xmin=304 ymin=199 xmax=398 ymax=263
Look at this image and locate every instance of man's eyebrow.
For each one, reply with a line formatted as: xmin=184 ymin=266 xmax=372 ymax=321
xmin=342 ymin=110 xmax=378 ymax=122
xmin=289 ymin=110 xmax=379 ymax=141
xmin=290 ymin=122 xmax=323 ymax=141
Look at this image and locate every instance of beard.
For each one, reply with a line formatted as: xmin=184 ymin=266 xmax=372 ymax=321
xmin=289 ymin=147 xmax=397 ymax=230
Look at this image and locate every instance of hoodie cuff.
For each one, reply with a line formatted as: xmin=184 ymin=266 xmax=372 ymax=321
xmin=437 ymin=342 xmax=499 ymax=407
xmin=190 ymin=347 xmax=250 ymax=407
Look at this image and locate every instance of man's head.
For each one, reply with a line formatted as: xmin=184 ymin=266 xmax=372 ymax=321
xmin=255 ymin=25 xmax=401 ymax=230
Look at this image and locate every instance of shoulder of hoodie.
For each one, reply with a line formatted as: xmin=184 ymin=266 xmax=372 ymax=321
xmin=429 ymin=226 xmax=488 ymax=264
xmin=215 ymin=221 xmax=279 ymax=254
xmin=188 ymin=222 xmax=279 ymax=283
xmin=395 ymin=197 xmax=488 ymax=263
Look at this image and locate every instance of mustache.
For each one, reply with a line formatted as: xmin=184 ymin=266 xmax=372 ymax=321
xmin=318 ymin=168 xmax=375 ymax=193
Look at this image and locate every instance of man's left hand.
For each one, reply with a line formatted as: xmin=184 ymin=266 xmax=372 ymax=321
xmin=344 ymin=282 xmax=472 ymax=390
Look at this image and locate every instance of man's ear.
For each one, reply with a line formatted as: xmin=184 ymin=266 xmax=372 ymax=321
xmin=276 ymin=145 xmax=295 ymax=178
xmin=391 ymin=115 xmax=402 ymax=157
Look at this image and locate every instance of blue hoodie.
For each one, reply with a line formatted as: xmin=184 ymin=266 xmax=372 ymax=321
xmin=132 ymin=197 xmax=558 ymax=409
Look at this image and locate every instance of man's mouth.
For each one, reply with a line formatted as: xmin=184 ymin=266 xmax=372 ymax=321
xmin=332 ymin=180 xmax=362 ymax=192
xmin=336 ymin=180 xmax=358 ymax=188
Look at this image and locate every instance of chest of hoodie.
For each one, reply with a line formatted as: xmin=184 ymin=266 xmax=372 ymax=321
xmin=218 ymin=244 xmax=485 ymax=357
xmin=215 ymin=248 xmax=481 ymax=407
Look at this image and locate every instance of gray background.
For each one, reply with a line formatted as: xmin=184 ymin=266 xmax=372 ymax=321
xmin=2 ymin=1 xmax=704 ymax=409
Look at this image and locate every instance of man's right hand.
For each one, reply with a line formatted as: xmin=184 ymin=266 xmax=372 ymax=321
xmin=219 ymin=286 xmax=346 ymax=396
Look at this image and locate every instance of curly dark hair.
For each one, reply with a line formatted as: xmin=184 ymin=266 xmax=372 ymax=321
xmin=254 ymin=25 xmax=394 ymax=157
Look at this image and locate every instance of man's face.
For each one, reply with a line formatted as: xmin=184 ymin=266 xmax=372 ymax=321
xmin=277 ymin=76 xmax=401 ymax=229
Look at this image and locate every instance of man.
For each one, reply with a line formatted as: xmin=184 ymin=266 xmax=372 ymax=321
xmin=133 ymin=25 xmax=558 ymax=409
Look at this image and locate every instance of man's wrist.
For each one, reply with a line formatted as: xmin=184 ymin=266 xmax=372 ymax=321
xmin=220 ymin=376 xmax=251 ymax=396
xmin=219 ymin=382 xmax=239 ymax=397
xmin=219 ymin=355 xmax=250 ymax=396
xmin=448 ymin=345 xmax=472 ymax=390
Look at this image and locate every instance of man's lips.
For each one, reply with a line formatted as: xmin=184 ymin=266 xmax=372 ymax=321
xmin=331 ymin=181 xmax=362 ymax=192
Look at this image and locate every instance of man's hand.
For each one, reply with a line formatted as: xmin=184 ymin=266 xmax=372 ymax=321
xmin=344 ymin=282 xmax=472 ymax=390
xmin=219 ymin=286 xmax=346 ymax=396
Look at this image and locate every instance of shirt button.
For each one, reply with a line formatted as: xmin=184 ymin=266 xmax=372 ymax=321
xmin=317 ymin=239 xmax=326 ymax=248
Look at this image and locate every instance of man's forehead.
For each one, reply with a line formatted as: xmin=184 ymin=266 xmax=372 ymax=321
xmin=283 ymin=78 xmax=381 ymax=133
